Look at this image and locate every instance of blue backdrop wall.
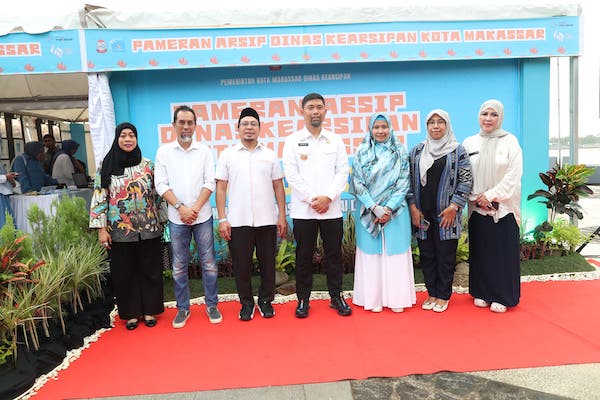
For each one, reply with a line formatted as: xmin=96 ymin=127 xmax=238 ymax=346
xmin=110 ymin=58 xmax=549 ymax=231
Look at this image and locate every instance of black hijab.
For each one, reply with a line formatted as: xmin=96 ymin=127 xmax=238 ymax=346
xmin=100 ymin=122 xmax=142 ymax=188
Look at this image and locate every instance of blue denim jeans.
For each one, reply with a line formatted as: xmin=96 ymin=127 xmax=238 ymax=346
xmin=169 ymin=218 xmax=218 ymax=310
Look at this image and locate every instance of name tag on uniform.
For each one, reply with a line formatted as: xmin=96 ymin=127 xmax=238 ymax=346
xmin=298 ymin=142 xmax=308 ymax=146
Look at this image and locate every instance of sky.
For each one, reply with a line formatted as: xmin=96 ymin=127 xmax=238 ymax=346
xmin=550 ymin=0 xmax=599 ymax=138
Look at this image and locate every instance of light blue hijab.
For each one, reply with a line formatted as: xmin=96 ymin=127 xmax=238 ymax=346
xmin=351 ymin=113 xmax=407 ymax=237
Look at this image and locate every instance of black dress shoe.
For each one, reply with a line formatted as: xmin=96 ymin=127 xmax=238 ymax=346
xmin=126 ymin=320 xmax=139 ymax=330
xmin=295 ymin=299 xmax=310 ymax=318
xmin=330 ymin=296 xmax=352 ymax=316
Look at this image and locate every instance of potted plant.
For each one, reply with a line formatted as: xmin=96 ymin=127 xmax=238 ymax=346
xmin=527 ymin=163 xmax=595 ymax=256
xmin=539 ymin=218 xmax=588 ymax=256
xmin=527 ymin=163 xmax=595 ymax=222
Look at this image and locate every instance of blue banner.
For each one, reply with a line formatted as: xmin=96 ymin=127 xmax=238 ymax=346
xmin=0 ymin=16 xmax=579 ymax=75
xmin=87 ymin=16 xmax=578 ymax=72
xmin=111 ymin=58 xmax=549 ymax=230
xmin=0 ymin=30 xmax=82 ymax=74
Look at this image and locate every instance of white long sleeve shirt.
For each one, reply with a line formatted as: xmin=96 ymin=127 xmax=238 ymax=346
xmin=462 ymin=133 xmax=523 ymax=225
xmin=282 ymin=127 xmax=349 ymax=220
xmin=154 ymin=140 xmax=215 ymax=225
xmin=52 ymin=153 xmax=75 ymax=186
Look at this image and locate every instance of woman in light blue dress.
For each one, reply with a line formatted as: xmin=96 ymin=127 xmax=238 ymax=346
xmin=350 ymin=113 xmax=416 ymax=313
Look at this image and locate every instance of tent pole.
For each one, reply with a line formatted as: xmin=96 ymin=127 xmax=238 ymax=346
xmin=569 ymin=56 xmax=579 ymax=227
xmin=569 ymin=56 xmax=579 ymax=166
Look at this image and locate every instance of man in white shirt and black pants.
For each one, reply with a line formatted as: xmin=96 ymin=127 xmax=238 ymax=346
xmin=282 ymin=93 xmax=351 ymax=318
xmin=155 ymin=105 xmax=222 ymax=328
xmin=215 ymin=107 xmax=288 ymax=321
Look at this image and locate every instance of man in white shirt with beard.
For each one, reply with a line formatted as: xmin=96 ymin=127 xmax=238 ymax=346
xmin=155 ymin=105 xmax=222 ymax=328
xmin=215 ymin=107 xmax=288 ymax=321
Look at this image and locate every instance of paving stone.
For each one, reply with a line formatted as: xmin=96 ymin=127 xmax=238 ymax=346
xmin=350 ymin=372 xmax=571 ymax=400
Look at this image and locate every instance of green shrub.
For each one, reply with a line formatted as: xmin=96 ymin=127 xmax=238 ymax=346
xmin=275 ymin=239 xmax=296 ymax=274
xmin=540 ymin=218 xmax=587 ymax=254
xmin=0 ymin=214 xmax=33 ymax=261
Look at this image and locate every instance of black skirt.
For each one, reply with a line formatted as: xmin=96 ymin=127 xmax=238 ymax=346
xmin=109 ymin=237 xmax=165 ymax=319
xmin=468 ymin=212 xmax=520 ymax=307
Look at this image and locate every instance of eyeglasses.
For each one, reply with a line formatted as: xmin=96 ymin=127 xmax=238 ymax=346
xmin=427 ymin=119 xmax=446 ymax=126
xmin=240 ymin=121 xmax=259 ymax=127
xmin=304 ymin=105 xmax=325 ymax=112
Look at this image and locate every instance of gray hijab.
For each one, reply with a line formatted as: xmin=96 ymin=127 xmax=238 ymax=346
xmin=419 ymin=109 xmax=459 ymax=186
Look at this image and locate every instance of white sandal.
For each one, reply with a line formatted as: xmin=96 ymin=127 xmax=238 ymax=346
xmin=490 ymin=302 xmax=507 ymax=313
xmin=474 ymin=298 xmax=490 ymax=308
xmin=391 ymin=308 xmax=404 ymax=313
xmin=371 ymin=306 xmax=383 ymax=313
xmin=422 ymin=296 xmax=437 ymax=310
xmin=433 ymin=301 xmax=449 ymax=313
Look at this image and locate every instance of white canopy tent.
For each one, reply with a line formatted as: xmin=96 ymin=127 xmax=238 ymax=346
xmin=0 ymin=0 xmax=584 ymax=124
xmin=0 ymin=0 xmax=592 ymax=166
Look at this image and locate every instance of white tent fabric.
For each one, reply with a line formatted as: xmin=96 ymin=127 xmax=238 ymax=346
xmin=0 ymin=0 xmax=581 ymax=36
xmin=87 ymin=73 xmax=115 ymax=167
xmin=0 ymin=0 xmax=589 ymax=145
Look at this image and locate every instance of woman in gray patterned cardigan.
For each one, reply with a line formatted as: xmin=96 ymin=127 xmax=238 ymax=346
xmin=407 ymin=109 xmax=472 ymax=313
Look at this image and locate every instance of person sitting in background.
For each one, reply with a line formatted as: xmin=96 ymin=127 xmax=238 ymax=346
xmin=0 ymin=138 xmax=17 ymax=227
xmin=42 ymin=134 xmax=59 ymax=175
xmin=52 ymin=139 xmax=84 ymax=186
xmin=12 ymin=141 xmax=58 ymax=193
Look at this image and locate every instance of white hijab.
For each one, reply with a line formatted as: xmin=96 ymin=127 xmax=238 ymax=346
xmin=419 ymin=109 xmax=459 ymax=186
xmin=473 ymin=99 xmax=510 ymax=197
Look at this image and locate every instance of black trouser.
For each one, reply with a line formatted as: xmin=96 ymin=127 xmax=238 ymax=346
xmin=110 ymin=237 xmax=164 ymax=320
xmin=293 ymin=218 xmax=344 ymax=300
xmin=417 ymin=211 xmax=457 ymax=301
xmin=229 ymin=225 xmax=277 ymax=307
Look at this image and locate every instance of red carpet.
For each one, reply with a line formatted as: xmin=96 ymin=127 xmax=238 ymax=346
xmin=32 ymin=280 xmax=600 ymax=399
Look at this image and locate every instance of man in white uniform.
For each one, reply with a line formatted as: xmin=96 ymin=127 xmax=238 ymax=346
xmin=282 ymin=93 xmax=351 ymax=318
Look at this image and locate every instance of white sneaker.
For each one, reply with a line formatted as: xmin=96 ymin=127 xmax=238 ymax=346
xmin=490 ymin=302 xmax=507 ymax=313
xmin=474 ymin=298 xmax=490 ymax=308
xmin=391 ymin=308 xmax=404 ymax=313
xmin=371 ymin=306 xmax=383 ymax=313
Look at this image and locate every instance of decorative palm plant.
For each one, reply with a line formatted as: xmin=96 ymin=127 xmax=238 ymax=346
xmin=527 ymin=163 xmax=595 ymax=222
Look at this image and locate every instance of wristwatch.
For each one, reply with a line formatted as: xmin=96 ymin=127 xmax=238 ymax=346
xmin=174 ymin=202 xmax=183 ymax=210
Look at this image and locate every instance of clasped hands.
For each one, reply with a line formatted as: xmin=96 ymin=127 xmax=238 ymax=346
xmin=178 ymin=205 xmax=199 ymax=225
xmin=475 ymin=193 xmax=494 ymax=210
xmin=310 ymin=195 xmax=331 ymax=214
xmin=371 ymin=205 xmax=392 ymax=225
xmin=5 ymin=172 xmax=18 ymax=187
xmin=409 ymin=203 xmax=457 ymax=229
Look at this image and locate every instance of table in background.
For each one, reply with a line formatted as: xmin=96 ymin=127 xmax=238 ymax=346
xmin=9 ymin=189 xmax=93 ymax=233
